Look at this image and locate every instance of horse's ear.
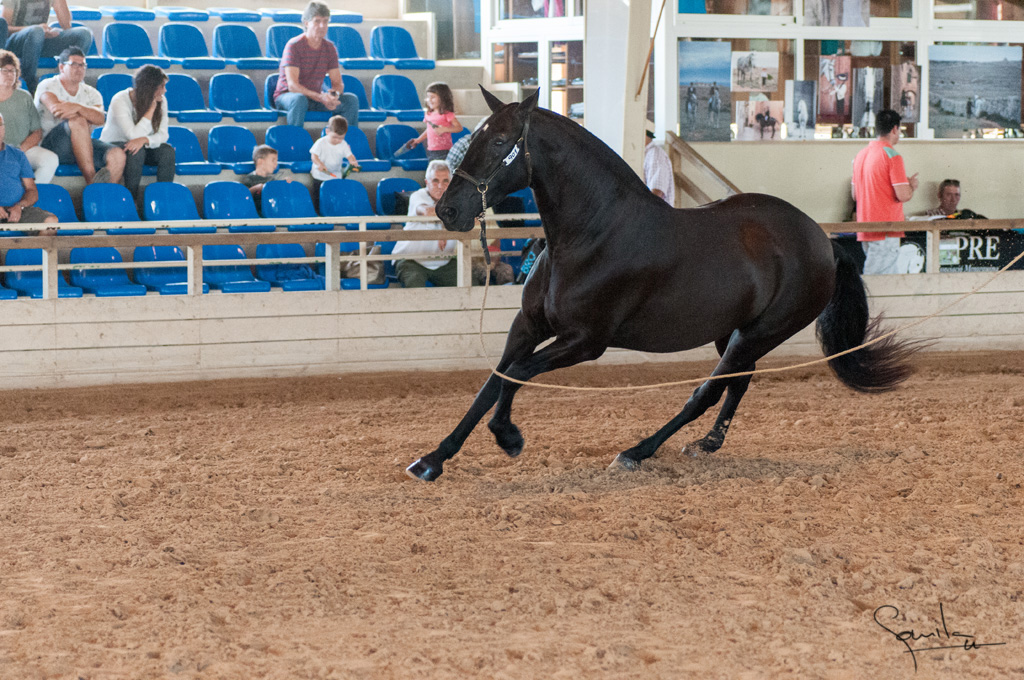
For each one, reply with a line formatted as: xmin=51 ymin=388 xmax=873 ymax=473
xmin=479 ymin=85 xmax=506 ymax=113
xmin=519 ymin=88 xmax=540 ymax=116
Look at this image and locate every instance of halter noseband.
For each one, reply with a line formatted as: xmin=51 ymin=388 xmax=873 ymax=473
xmin=453 ymin=116 xmax=533 ymax=264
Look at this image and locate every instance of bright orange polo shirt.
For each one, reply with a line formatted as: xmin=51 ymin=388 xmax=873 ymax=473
xmin=852 ymin=138 xmax=908 ymax=242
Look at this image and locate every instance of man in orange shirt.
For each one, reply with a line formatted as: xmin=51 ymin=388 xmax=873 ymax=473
xmin=851 ymin=109 xmax=918 ymax=274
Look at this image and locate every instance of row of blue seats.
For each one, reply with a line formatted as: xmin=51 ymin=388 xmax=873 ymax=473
xmin=21 ymin=179 xmax=424 ymax=236
xmin=0 ymin=241 xmax=391 ymax=299
xmin=43 ymin=22 xmax=430 ymax=71
xmin=63 ymin=6 xmax=362 ymax=23
xmin=51 ymin=122 xmax=458 ymax=179
xmin=92 ymin=72 xmax=433 ymax=126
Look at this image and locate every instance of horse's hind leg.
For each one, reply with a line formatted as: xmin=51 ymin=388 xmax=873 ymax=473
xmin=683 ymin=370 xmax=753 ymax=457
xmin=406 ymin=312 xmax=547 ymax=482
xmin=487 ymin=335 xmax=606 ymax=458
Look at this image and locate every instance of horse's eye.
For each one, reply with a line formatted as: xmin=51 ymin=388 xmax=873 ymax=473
xmin=493 ymin=138 xmax=506 ymax=147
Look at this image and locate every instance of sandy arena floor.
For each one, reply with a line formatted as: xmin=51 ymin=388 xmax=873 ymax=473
xmin=0 ymin=351 xmax=1022 ymax=679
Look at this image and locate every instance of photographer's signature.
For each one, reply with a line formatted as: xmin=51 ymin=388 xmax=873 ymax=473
xmin=874 ymin=603 xmax=1007 ymax=672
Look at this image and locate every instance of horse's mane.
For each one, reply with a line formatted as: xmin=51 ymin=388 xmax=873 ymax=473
xmin=530 ymin=106 xmax=652 ymax=200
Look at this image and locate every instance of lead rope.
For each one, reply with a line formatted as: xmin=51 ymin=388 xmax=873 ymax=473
xmin=477 ymin=245 xmax=1024 ymax=392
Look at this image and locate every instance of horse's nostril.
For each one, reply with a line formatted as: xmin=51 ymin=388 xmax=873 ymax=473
xmin=438 ymin=206 xmax=458 ymax=224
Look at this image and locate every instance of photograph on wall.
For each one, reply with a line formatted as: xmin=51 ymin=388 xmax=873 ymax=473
xmin=891 ymin=62 xmax=921 ymax=123
xmin=784 ymin=80 xmax=816 ymax=139
xmin=678 ymin=41 xmax=732 ymax=142
xmin=818 ymin=55 xmax=852 ymax=125
xmin=804 ymin=0 xmax=869 ymax=26
xmin=929 ymin=44 xmax=1022 ymax=138
xmin=852 ymin=66 xmax=884 ymax=130
xmin=735 ymin=97 xmax=784 ymax=141
xmin=731 ymin=51 xmax=779 ymax=92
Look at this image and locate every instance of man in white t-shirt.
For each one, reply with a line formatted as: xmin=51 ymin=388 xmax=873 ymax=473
xmin=643 ymin=122 xmax=674 ymax=206
xmin=34 ymin=46 xmax=124 ymax=183
xmin=391 ymin=159 xmax=457 ymax=287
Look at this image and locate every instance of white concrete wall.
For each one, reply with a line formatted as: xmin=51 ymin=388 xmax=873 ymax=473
xmin=1 ymin=272 xmax=1021 ymax=389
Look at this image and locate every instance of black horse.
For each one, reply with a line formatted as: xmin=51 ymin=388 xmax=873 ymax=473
xmin=405 ymin=88 xmax=916 ymax=482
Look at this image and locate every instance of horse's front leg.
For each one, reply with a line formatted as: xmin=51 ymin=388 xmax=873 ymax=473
xmin=406 ymin=312 xmax=544 ymax=482
xmin=487 ymin=334 xmax=607 ymax=459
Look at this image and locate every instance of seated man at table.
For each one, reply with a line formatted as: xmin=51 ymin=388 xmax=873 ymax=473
xmin=921 ymin=179 xmax=986 ymax=220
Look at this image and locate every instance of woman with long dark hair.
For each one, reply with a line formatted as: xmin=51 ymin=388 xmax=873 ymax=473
xmin=99 ymin=64 xmax=175 ymax=202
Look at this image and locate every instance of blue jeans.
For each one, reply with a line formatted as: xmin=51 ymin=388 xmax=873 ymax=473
xmin=274 ymin=91 xmax=359 ymax=129
xmin=6 ymin=25 xmax=93 ymax=93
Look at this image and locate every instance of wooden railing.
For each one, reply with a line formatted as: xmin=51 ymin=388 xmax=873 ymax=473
xmin=1 ymin=214 xmax=1021 ymax=298
xmin=664 ymin=131 xmax=741 ymax=206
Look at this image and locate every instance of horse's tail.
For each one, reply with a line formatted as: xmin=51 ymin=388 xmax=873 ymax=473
xmin=815 ymin=241 xmax=918 ymax=392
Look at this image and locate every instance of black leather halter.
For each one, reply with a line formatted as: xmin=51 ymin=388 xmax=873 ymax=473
xmin=453 ymin=116 xmax=533 ymax=264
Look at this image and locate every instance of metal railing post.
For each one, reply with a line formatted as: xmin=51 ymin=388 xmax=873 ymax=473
xmin=186 ymin=245 xmax=203 ymax=296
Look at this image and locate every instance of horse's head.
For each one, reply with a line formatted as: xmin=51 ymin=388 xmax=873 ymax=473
xmin=435 ymin=86 xmax=539 ymax=232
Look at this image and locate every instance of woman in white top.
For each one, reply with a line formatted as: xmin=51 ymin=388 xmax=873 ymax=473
xmin=99 ymin=65 xmax=175 ymax=201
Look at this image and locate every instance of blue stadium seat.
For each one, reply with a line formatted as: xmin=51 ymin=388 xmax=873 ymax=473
xmin=328 ymin=25 xmax=384 ymax=70
xmin=319 ymin=179 xmax=389 ymax=230
xmin=68 ymin=6 xmax=102 ymax=20
xmin=0 ymin=283 xmax=18 ymax=300
xmin=153 ymin=6 xmax=210 ymax=21
xmin=34 ymin=184 xmax=92 ymax=235
xmin=259 ymin=7 xmax=301 ymax=22
xmin=262 ymin=73 xmax=327 ymax=122
xmin=330 ymin=11 xmax=362 ymax=23
xmin=266 ymin=24 xmax=302 ymax=59
xmin=100 ymin=5 xmax=156 ymax=20
xmin=255 ymin=243 xmax=324 ymax=291
xmin=371 ymin=74 xmax=424 ymax=121
xmin=165 ymin=74 xmax=223 ymax=123
xmin=261 ymin=180 xmax=326 ymax=232
xmin=204 ymin=181 xmax=273 ymax=233
xmin=341 ymin=126 xmax=390 ymax=171
xmin=207 ymin=125 xmax=258 ymax=173
xmin=102 ymin=23 xmax=171 ymax=68
xmin=68 ymin=247 xmax=148 ymax=296
xmin=82 ymin=183 xmax=156 ymax=234
xmin=158 ymin=23 xmax=225 ymax=69
xmin=369 ymin=26 xmax=435 ymax=69
xmin=133 ymin=246 xmax=209 ymax=294
xmin=4 ymin=249 xmax=83 ymax=298
xmin=167 ymin=126 xmax=222 ymax=176
xmin=209 ymin=73 xmax=279 ymax=123
xmin=212 ymin=24 xmax=280 ymax=70
xmin=376 ymin=176 xmax=421 ymax=216
xmin=203 ymin=244 xmax=272 ymax=293
xmin=144 ymin=182 xmax=217 ymax=234
xmin=264 ymin=125 xmax=313 ymax=173
xmin=208 ymin=7 xmax=261 ymax=21
xmin=375 ymin=124 xmax=428 ymax=172
xmin=96 ymin=72 xmax=133 ymax=111
xmin=341 ymin=74 xmax=386 ymax=122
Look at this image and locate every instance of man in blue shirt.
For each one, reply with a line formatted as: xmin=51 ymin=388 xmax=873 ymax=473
xmin=0 ymin=112 xmax=57 ymax=231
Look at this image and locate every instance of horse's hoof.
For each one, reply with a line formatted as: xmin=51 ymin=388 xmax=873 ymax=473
xmin=489 ymin=422 xmax=524 ymax=458
xmin=608 ymin=453 xmax=641 ymax=471
xmin=405 ymin=458 xmax=442 ymax=482
xmin=682 ymin=440 xmax=714 ymax=458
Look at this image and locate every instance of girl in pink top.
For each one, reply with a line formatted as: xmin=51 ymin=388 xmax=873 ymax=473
xmin=405 ymin=82 xmax=463 ymax=161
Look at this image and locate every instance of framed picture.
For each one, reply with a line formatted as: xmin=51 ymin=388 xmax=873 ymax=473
xmin=731 ymin=51 xmax=779 ymax=92
xmin=785 ymin=80 xmax=816 ymax=139
xmin=736 ymin=98 xmax=784 ymax=141
xmin=818 ymin=55 xmax=852 ymax=125
xmin=852 ymin=66 xmax=884 ymax=130
xmin=891 ymin=63 xmax=921 ymax=123
xmin=678 ymin=41 xmax=733 ymax=142
xmin=804 ymin=0 xmax=868 ymax=26
xmin=929 ymin=45 xmax=1022 ymax=138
